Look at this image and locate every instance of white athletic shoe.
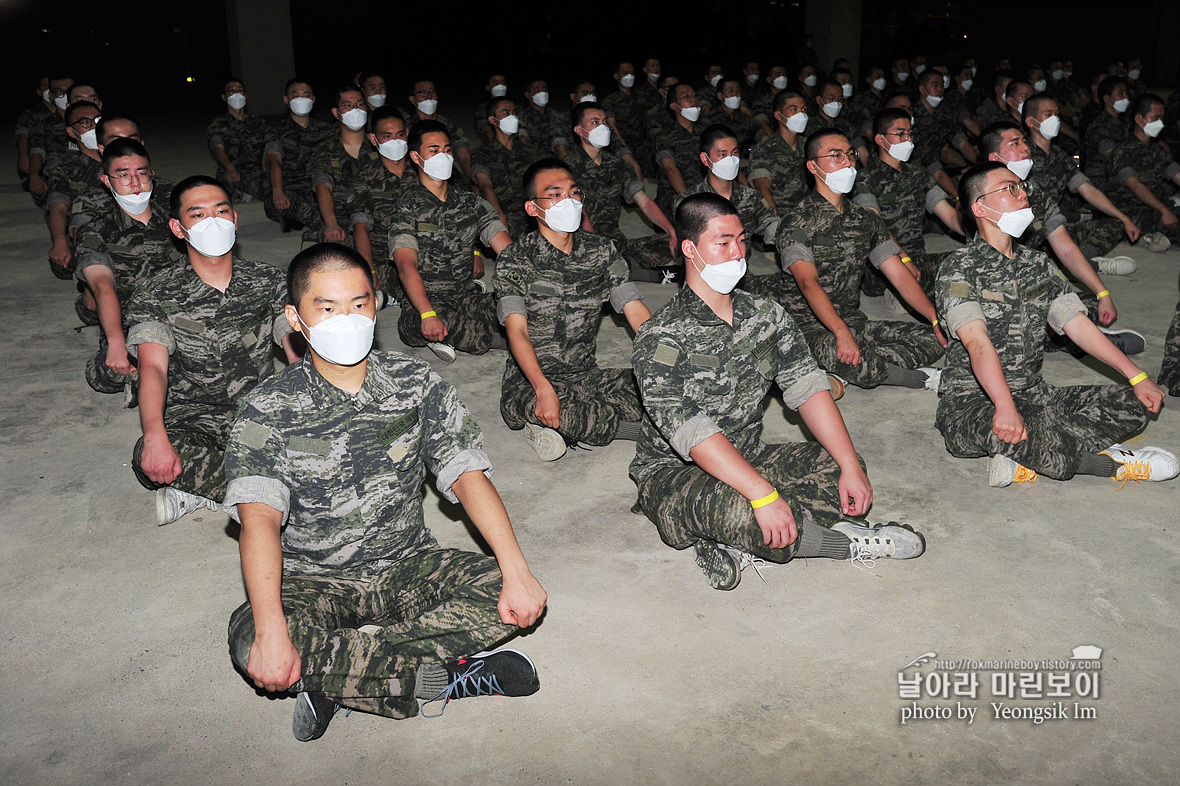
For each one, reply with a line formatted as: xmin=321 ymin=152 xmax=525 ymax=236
xmin=832 ymin=521 xmax=926 ymax=568
xmin=1092 ymin=255 xmax=1137 ymax=276
xmin=156 ymin=487 xmax=219 ymax=527
xmin=1143 ymin=232 xmax=1171 ymax=253
xmin=523 ymin=422 xmax=567 ymax=461
xmin=1100 ymin=444 xmax=1180 ymax=484
xmin=987 ymin=454 xmax=1038 ymax=488
xmin=917 ymin=367 xmax=942 ymax=392
xmin=427 ymin=342 xmax=457 ymax=363
xmin=472 ymin=278 xmax=487 ymax=294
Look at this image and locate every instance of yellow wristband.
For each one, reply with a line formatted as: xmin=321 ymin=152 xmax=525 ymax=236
xmin=900 ymin=255 xmax=912 ymax=263
xmin=420 ymin=311 xmax=437 ymax=320
xmin=932 ymin=318 xmax=940 ymax=327
xmin=750 ymin=489 xmax=779 ymax=509
xmin=1095 ymin=290 xmax=1110 ymax=300
xmin=1128 ymin=372 xmax=1148 ymax=386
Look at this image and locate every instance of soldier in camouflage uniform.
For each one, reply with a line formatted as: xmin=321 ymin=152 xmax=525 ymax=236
xmin=126 ymin=177 xmax=299 ymax=522
xmin=746 ymin=129 xmax=945 ymax=392
xmin=206 ymin=78 xmax=268 ymax=203
xmin=805 ymin=81 xmax=867 ymax=160
xmin=74 ymin=139 xmax=179 ymax=397
xmin=391 ymin=121 xmax=511 ymax=359
xmin=472 ymin=73 xmax=508 ymax=143
xmin=518 ymin=79 xmax=569 ymax=159
xmin=673 ymin=124 xmax=780 ymax=244
xmin=472 ymin=98 xmax=544 ymax=241
xmin=44 ymin=101 xmax=102 ymax=280
xmin=404 ymin=80 xmax=473 ymax=183
xmin=1103 ymin=94 xmax=1180 ymax=245
xmin=264 ymin=79 xmax=335 ymax=234
xmin=1024 ymin=94 xmax=1139 ymax=261
xmin=751 ymin=65 xmax=788 ymax=137
xmin=15 ymin=76 xmax=55 ymax=194
xmin=653 ymin=83 xmax=705 ymax=223
xmin=602 ymin=61 xmax=654 ymax=176
xmin=224 ymin=244 xmax=546 ymax=740
xmin=710 ymin=79 xmax=758 ymax=154
xmin=630 ymin=194 xmax=925 ymax=590
xmin=935 ymin=162 xmax=1176 ymax=487
xmin=749 ymin=90 xmax=810 ymax=216
xmin=1081 ymin=76 xmax=1130 ymax=190
xmin=566 ymin=102 xmax=677 ymax=277
xmin=494 ymin=159 xmax=651 ymax=460
xmin=853 ymin=108 xmax=963 ymax=300
xmin=26 ymin=76 xmax=74 ymax=209
xmin=362 ymin=106 xmax=417 ymax=296
xmin=309 ymin=86 xmax=377 ymax=259
xmin=846 ymin=67 xmax=887 ymax=132
xmin=911 ymin=71 xmax=973 ymax=196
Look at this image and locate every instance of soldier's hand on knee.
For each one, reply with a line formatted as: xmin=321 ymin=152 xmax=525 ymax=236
xmin=48 ymin=239 xmax=72 ymax=270
xmin=29 ymin=174 xmax=47 ymax=194
xmin=534 ymin=386 xmax=561 ymax=429
xmin=248 ymin=634 xmax=303 ymax=693
xmin=105 ymin=345 xmax=135 ymax=377
xmin=498 ymin=572 xmax=548 ymax=628
xmin=1133 ymin=378 xmax=1166 ymax=413
xmin=226 ymin=165 xmax=240 ymax=184
xmin=421 ymin=315 xmax=448 ymax=342
xmin=838 ymin=466 xmax=873 ymax=517
xmin=835 ymin=329 xmax=861 ymax=366
xmin=992 ymin=407 xmax=1028 ymax=444
xmin=142 ymin=433 xmax=183 ymax=484
xmin=1162 ymin=207 xmax=1178 ymax=228
xmin=754 ymin=499 xmax=797 ymax=550
xmin=272 ymin=189 xmax=291 ymax=211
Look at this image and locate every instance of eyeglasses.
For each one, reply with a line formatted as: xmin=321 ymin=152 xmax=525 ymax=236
xmin=109 ymin=169 xmax=153 ymax=185
xmin=413 ymin=88 xmax=437 ymax=98
xmin=811 ymin=148 xmax=857 ymax=165
xmin=534 ymin=189 xmax=583 ymax=203
xmin=70 ymin=116 xmax=99 ymax=130
xmin=974 ymin=180 xmax=1029 ymax=202
xmin=883 ymin=130 xmax=914 ymax=140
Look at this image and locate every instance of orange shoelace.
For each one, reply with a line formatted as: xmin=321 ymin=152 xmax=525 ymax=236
xmin=1012 ymin=465 xmax=1038 ymax=484
xmin=1115 ymin=460 xmax=1151 ymax=490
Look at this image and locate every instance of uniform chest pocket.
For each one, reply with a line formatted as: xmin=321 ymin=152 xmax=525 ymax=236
xmin=686 ymin=354 xmax=730 ymax=400
xmin=979 ymin=287 xmax=1017 ymax=320
xmin=527 ymin=280 xmax=562 ymax=300
xmin=378 ymin=408 xmax=421 ymax=470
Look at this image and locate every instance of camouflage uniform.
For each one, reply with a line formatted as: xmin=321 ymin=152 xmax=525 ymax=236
xmin=846 ymin=90 xmax=884 ymax=131
xmin=224 ymin=351 xmax=516 ymax=719
xmin=974 ymin=101 xmax=1010 ymax=134
xmin=44 ymin=152 xmax=102 ymax=278
xmin=389 ymin=182 xmax=506 ymax=354
xmin=363 ymin=159 xmax=418 ymax=295
xmin=16 ymin=101 xmax=55 ymax=193
xmin=28 ymin=112 xmax=70 ymax=209
xmin=934 ymin=235 xmax=1148 ymax=479
xmin=309 ymin=136 xmax=377 ymax=244
xmin=743 ymin=191 xmax=944 ymax=388
xmin=517 ymin=106 xmax=568 ymax=157
xmin=70 ymin=176 xmax=176 ymax=238
xmin=564 ymin=144 xmax=672 ymax=270
xmin=852 ymin=154 xmax=950 ymax=299
xmin=749 ymin=133 xmax=809 ymax=217
xmin=911 ymin=100 xmax=969 ymax=174
xmin=653 ymin=122 xmax=703 ymax=223
xmin=1081 ymin=112 xmax=1127 ymax=189
xmin=1104 ymin=135 xmax=1180 ymax=241
xmin=263 ymin=115 xmax=335 ymax=230
xmin=124 ymin=256 xmax=290 ymax=500
xmin=712 ymin=105 xmax=759 ymax=153
xmin=804 ymin=113 xmax=865 ymax=150
xmin=73 ymin=195 xmax=181 ymax=394
xmin=206 ymin=112 xmax=269 ymax=202
xmin=1160 ymin=295 xmax=1180 ymax=394
xmin=1030 ymin=142 xmax=1124 ymax=257
xmin=630 ymin=286 xmax=856 ymax=561
xmin=495 ymin=231 xmax=645 ymax=445
xmin=673 ymin=179 xmax=780 ymax=242
xmin=750 ymin=90 xmax=783 ymax=128
xmin=602 ymin=89 xmax=653 ymax=171
xmin=470 ymin=137 xmax=544 ymax=240
xmin=405 ymin=111 xmax=470 ymax=155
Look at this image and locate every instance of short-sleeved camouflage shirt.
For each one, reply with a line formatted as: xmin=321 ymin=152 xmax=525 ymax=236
xmin=310 ymin=135 xmax=377 ymax=228
xmin=264 ymin=115 xmax=336 ymax=192
xmin=673 ymin=179 xmax=780 ymax=242
xmin=470 ymin=137 xmax=545 ymax=217
xmin=1082 ymin=112 xmax=1128 ymax=182
xmin=206 ymin=113 xmax=268 ymax=179
xmin=602 ymin=90 xmax=649 ymax=151
xmin=73 ymin=196 xmax=181 ymax=302
xmin=1106 ymin=135 xmax=1180 ymax=213
xmin=223 ymin=351 xmax=493 ymax=577
xmin=1029 ymin=142 xmax=1089 ymax=216
xmin=517 ymin=106 xmax=568 ymax=156
xmin=565 ymin=144 xmax=646 ymax=240
xmin=45 ymin=152 xmax=102 ymax=218
xmin=852 ymin=155 xmax=947 ymax=250
xmin=363 ymin=159 xmax=418 ymax=263
xmin=404 ymin=110 xmax=469 ymax=151
xmin=749 ymin=132 xmax=809 ymax=211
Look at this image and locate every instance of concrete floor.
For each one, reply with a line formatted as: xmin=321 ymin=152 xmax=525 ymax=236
xmin=2 ymin=113 xmax=1178 ymax=785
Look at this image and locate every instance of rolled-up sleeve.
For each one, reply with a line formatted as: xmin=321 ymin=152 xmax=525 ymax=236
xmin=1046 ymin=292 xmax=1086 ymax=335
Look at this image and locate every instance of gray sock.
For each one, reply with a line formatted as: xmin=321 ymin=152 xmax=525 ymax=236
xmin=413 ymin=662 xmax=450 ymax=699
xmin=882 ymin=365 xmax=926 ymax=389
xmin=613 ymin=420 xmax=643 ymax=441
xmin=795 ymin=516 xmax=852 ymax=559
xmin=489 ymin=332 xmax=509 ymax=351
xmin=1077 ymin=453 xmax=1120 ymax=477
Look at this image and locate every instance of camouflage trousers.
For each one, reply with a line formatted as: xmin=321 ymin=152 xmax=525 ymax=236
xmin=132 ymin=405 xmax=232 ymax=500
xmin=860 ymin=249 xmax=950 ymax=302
xmin=500 ymin=364 xmax=643 ymax=445
xmin=504 ymin=209 xmax=535 ymax=243
xmin=1159 ymin=294 xmax=1180 ymax=394
xmin=1066 ymin=216 xmax=1125 ymax=258
xmin=619 ymin=233 xmax=678 ymax=270
xmin=1122 ymin=206 xmax=1180 ymax=243
xmin=263 ymin=184 xmax=323 ymax=232
xmin=935 ymin=382 xmax=1149 ymax=480
xmin=632 ymin=440 xmax=863 ymax=562
xmin=802 ymin=318 xmax=944 ymax=389
xmin=227 ymin=548 xmax=516 ymax=719
xmin=216 ymin=168 xmax=269 ymax=205
xmin=397 ymin=284 xmax=502 ymax=355
xmin=86 ymin=326 xmax=136 ymax=395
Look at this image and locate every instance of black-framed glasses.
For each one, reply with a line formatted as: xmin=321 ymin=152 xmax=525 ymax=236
xmin=811 ymin=148 xmax=857 ymax=165
xmin=884 ymin=130 xmax=914 ymax=140
xmin=974 ymin=180 xmax=1030 ymax=202
xmin=70 ymin=116 xmax=99 ymax=130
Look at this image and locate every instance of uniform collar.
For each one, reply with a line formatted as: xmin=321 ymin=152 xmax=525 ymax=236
xmin=301 ymin=350 xmax=399 ymax=409
xmin=678 ymin=284 xmax=757 ymax=326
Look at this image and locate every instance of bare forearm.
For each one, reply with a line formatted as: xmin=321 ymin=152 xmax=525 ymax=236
xmin=690 ymin=432 xmax=775 ymax=500
xmin=1061 ymin=314 xmax=1143 ymax=379
xmin=797 ymin=393 xmax=861 ymax=471
xmin=1048 ymin=229 xmax=1105 ymax=294
xmin=138 ymin=362 xmax=169 ymax=440
xmin=266 ymin=153 xmax=284 ymax=190
xmin=314 ymin=183 xmax=339 ymax=227
xmin=238 ymin=504 xmax=290 ymax=638
xmin=797 ymin=275 xmax=852 ymax=336
xmin=752 ymin=178 xmax=779 ymax=213
xmin=621 ymin=299 xmax=652 ymax=332
xmin=505 ymin=316 xmax=553 ymax=396
xmin=48 ymin=203 xmax=69 ymax=244
xmin=393 ymin=252 xmax=433 ymax=315
xmin=451 ymin=472 xmax=532 ymax=579
xmin=1078 ymin=182 xmax=1127 ymax=220
xmin=213 ymin=143 xmax=234 ymax=170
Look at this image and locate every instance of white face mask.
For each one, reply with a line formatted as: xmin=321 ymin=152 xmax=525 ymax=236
xmin=818 ymin=165 xmax=857 ymax=194
xmin=873 ymin=78 xmax=887 ymax=91
xmin=888 ymin=140 xmax=914 ymax=162
xmin=1033 ymin=79 xmax=1047 ymax=93
xmin=1015 ymin=101 xmax=1025 ymax=115
xmin=914 ymin=65 xmax=926 ymax=75
xmin=1051 ymin=69 xmax=1064 ymax=81
xmin=532 ymin=91 xmax=550 ymax=107
xmin=984 ymin=205 xmax=1036 ymax=238
xmin=111 ymin=188 xmax=152 ymax=215
xmin=971 ymin=67 xmax=978 ymax=77
xmin=896 ymin=72 xmax=910 ymax=82
xmin=289 ymin=97 xmax=314 ymax=116
xmin=579 ymin=93 xmax=598 ymax=103
xmin=184 ymin=216 xmax=237 ymax=257
xmin=690 ymin=249 xmax=747 ymax=294
xmin=1037 ymin=115 xmax=1061 ymax=139
xmin=926 ymin=94 xmax=943 ymax=108
xmin=842 ymin=83 xmax=854 ymax=98
xmin=420 ymin=152 xmax=454 ymax=181
xmin=79 ymin=128 xmax=99 ymax=150
xmin=960 ymin=79 xmax=974 ymax=92
xmin=42 ymin=89 xmax=52 ymax=104
xmin=299 ymin=312 xmax=375 ymax=366
xmin=227 ymin=93 xmax=247 ymax=110
xmin=785 ymin=111 xmax=809 ymax=134
xmin=803 ymin=75 xmax=817 ymax=87
xmin=746 ymin=73 xmax=759 ymax=85
xmin=1062 ymin=70 xmax=1072 ymax=79
xmin=497 ymin=114 xmax=520 ymax=135
xmin=1143 ymin=119 xmax=1165 ymax=138
xmin=773 ymin=75 xmax=789 ymax=90
xmin=491 ymin=84 xmax=508 ymax=97
xmin=648 ymin=72 xmax=660 ymax=82
xmin=1004 ymin=157 xmax=1033 ymax=179
xmin=586 ymin=124 xmax=611 ymax=148
xmin=943 ymin=75 xmax=951 ymax=89
xmin=723 ymin=95 xmax=742 ymax=110
xmin=366 ymin=93 xmax=387 ymax=107
xmin=709 ymin=74 xmax=723 ymax=87
xmin=708 ymin=154 xmax=741 ymax=181
xmin=378 ymin=138 xmax=408 ymax=161
xmin=1113 ymin=97 xmax=1130 ymax=114
xmin=620 ymin=74 xmax=635 ymax=88
xmin=416 ymin=99 xmax=438 ymax=115
xmin=340 ymin=108 xmax=368 ymax=131
xmin=1128 ymin=69 xmax=1141 ymax=81
xmin=822 ymin=100 xmax=842 ymax=118
xmin=679 ymin=105 xmax=701 ymax=122
xmin=536 ymin=197 xmax=583 ymax=232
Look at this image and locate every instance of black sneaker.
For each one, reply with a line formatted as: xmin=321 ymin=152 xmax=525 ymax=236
xmin=292 ymin=691 xmax=338 ymax=742
xmin=1098 ymin=327 xmax=1146 ymax=356
xmin=693 ymin=539 xmax=741 ymax=590
xmin=420 ymin=649 xmax=540 ymax=718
